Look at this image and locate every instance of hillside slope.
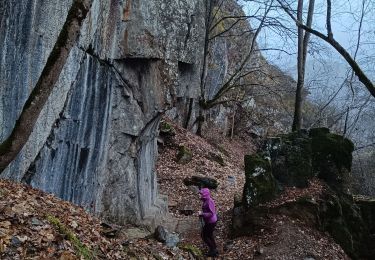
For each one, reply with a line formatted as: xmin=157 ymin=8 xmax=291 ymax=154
xmin=156 ymin=120 xmax=349 ymax=259
xmin=0 ymin=120 xmax=349 ymax=259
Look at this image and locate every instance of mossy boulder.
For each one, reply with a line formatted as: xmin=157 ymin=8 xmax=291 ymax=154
xmin=236 ymin=128 xmax=375 ymax=258
xmin=243 ymin=154 xmax=279 ymax=207
xmin=262 ymin=128 xmax=354 ymax=190
xmin=265 ymin=131 xmax=313 ymax=188
xmin=310 ymin=127 xmax=354 ymax=192
xmin=266 ymin=189 xmax=375 ymax=259
xmin=159 ymin=121 xmax=176 ymax=136
xmin=354 ymin=195 xmax=375 ymax=238
xmin=176 ymin=145 xmax=192 ymax=164
xmin=318 ymin=191 xmax=374 ymax=259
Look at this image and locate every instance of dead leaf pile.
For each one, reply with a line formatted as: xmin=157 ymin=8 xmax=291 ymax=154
xmin=0 ymin=180 xmax=130 ymax=259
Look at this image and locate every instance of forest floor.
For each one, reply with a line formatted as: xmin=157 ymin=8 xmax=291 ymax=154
xmin=155 ymin=120 xmax=349 ymax=260
xmin=0 ymin=119 xmax=350 ymax=259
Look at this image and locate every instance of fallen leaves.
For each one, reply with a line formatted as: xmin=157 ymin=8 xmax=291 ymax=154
xmin=0 ymin=180 xmax=130 ymax=259
xmin=0 ymin=119 xmax=351 ymax=259
xmin=156 ymin=119 xmax=349 ymax=259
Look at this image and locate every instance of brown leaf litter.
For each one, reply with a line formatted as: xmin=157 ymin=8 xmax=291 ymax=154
xmin=0 ymin=119 xmax=350 ymax=259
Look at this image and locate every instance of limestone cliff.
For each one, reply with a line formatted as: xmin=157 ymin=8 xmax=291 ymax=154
xmin=0 ymin=0 xmax=204 ymax=225
xmin=200 ymin=0 xmax=296 ymax=136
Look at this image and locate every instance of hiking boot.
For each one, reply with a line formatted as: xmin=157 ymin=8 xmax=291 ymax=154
xmin=205 ymin=249 xmax=219 ymax=257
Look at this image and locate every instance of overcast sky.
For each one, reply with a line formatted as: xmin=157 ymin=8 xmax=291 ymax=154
xmin=239 ymin=0 xmax=375 ymax=144
xmin=241 ymin=0 xmax=375 ymax=79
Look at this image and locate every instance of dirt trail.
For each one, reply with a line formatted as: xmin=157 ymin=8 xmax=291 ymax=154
xmin=0 ymin=119 xmax=350 ymax=259
xmin=156 ymin=120 xmax=349 ymax=259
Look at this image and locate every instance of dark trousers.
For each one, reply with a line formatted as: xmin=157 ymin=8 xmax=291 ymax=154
xmin=202 ymin=222 xmax=217 ymax=252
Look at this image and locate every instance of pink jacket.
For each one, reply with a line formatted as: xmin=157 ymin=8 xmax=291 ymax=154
xmin=199 ymin=188 xmax=218 ymax=224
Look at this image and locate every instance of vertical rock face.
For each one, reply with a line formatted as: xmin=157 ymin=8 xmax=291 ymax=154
xmin=0 ymin=0 xmax=204 ymax=225
xmin=0 ymin=0 xmax=73 ymax=141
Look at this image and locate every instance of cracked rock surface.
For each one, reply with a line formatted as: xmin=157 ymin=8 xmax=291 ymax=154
xmin=0 ymin=0 xmax=204 ymax=226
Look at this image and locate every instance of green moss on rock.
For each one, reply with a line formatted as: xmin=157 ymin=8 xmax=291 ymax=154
xmin=159 ymin=121 xmax=175 ymax=135
xmin=47 ymin=215 xmax=94 ymax=260
xmin=176 ymin=145 xmax=192 ymax=164
xmin=318 ymin=190 xmax=375 ymax=259
xmin=243 ymin=154 xmax=278 ymax=207
xmin=179 ymin=244 xmax=203 ymax=258
xmin=310 ymin=128 xmax=354 ymax=192
xmin=266 ymin=131 xmax=313 ymax=188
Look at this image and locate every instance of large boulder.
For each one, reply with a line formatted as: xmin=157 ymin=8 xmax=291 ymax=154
xmin=318 ymin=191 xmax=371 ymax=259
xmin=310 ymin=128 xmax=354 ymax=192
xmin=183 ymin=175 xmax=218 ymax=189
xmin=234 ymin=128 xmax=375 ymax=258
xmin=243 ymin=154 xmax=279 ymax=207
xmin=265 ymin=130 xmax=313 ymax=188
xmin=280 ymin=190 xmax=375 ymax=259
xmin=262 ymin=128 xmax=354 ymax=191
xmin=154 ymin=226 xmax=180 ymax=248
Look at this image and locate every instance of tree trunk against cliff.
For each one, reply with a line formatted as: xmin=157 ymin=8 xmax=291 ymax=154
xmin=196 ymin=0 xmax=216 ymax=136
xmin=292 ymin=0 xmax=315 ymax=131
xmin=195 ymin=1 xmax=274 ymax=136
xmin=0 ymin=0 xmax=92 ymax=173
xmin=184 ymin=98 xmax=194 ymax=129
xmin=204 ymin=2 xmax=272 ymax=109
xmin=277 ymin=0 xmax=375 ymax=99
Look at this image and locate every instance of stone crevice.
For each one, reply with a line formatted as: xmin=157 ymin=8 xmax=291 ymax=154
xmin=1 ymin=0 xmax=205 ymax=228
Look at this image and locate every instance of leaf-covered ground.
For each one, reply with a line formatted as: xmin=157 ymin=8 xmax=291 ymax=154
xmin=0 ymin=179 xmax=129 ymax=259
xmin=156 ymin=120 xmax=349 ymax=259
xmin=0 ymin=119 xmax=350 ymax=259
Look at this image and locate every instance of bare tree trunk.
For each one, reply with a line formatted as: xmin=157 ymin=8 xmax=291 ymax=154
xmin=184 ymin=98 xmax=194 ymax=129
xmin=230 ymin=104 xmax=236 ymax=139
xmin=0 ymin=0 xmax=92 ymax=173
xmin=204 ymin=2 xmax=272 ymax=109
xmin=292 ymin=0 xmax=315 ymax=131
xmin=277 ymin=0 xmax=375 ymax=98
xmin=196 ymin=0 xmax=214 ymax=136
xmin=196 ymin=109 xmax=205 ymax=136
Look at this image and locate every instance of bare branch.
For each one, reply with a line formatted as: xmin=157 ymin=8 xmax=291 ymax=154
xmin=355 ymin=142 xmax=375 ymax=151
xmin=209 ymin=17 xmax=250 ymax=40
xmin=276 ymin=0 xmax=375 ymax=98
xmin=326 ymin=0 xmax=333 ymax=38
xmin=210 ymin=15 xmax=256 ymax=32
xmin=204 ymin=1 xmax=274 ymax=109
xmin=211 ymin=0 xmax=225 ymax=23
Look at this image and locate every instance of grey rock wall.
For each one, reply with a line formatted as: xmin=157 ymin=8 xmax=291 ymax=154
xmin=0 ymin=0 xmax=204 ymax=226
xmin=0 ymin=0 xmax=72 ymax=141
